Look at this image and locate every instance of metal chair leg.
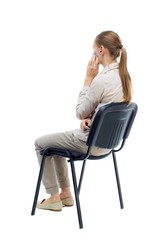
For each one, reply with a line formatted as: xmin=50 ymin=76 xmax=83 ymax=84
xmin=78 ymin=160 xmax=86 ymax=195
xmin=31 ymin=154 xmax=46 ymax=215
xmin=70 ymin=159 xmax=83 ymax=229
xmin=112 ymin=151 xmax=124 ymax=209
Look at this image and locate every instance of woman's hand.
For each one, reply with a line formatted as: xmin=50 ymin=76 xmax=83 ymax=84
xmin=84 ymin=55 xmax=99 ymax=86
xmin=80 ymin=118 xmax=92 ymax=131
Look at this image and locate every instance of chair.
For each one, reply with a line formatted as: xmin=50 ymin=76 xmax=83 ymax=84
xmin=31 ymin=102 xmax=138 ymax=229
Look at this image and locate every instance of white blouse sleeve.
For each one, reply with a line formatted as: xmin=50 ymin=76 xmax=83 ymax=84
xmin=76 ymin=76 xmax=104 ymax=120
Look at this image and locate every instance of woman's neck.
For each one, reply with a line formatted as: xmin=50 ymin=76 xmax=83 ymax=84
xmin=102 ymin=56 xmax=117 ymax=67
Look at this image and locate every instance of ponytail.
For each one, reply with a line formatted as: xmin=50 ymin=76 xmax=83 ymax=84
xmin=119 ymin=47 xmax=132 ymax=103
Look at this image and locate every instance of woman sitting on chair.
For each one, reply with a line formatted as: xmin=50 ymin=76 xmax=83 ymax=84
xmin=35 ymin=30 xmax=132 ymax=211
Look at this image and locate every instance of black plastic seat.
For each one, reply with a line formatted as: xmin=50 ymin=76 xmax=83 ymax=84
xmin=31 ymin=102 xmax=138 ymax=229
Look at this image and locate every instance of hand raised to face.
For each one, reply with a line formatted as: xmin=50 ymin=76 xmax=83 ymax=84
xmin=84 ymin=55 xmax=99 ymax=86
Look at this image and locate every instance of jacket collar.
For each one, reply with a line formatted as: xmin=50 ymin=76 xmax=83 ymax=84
xmin=101 ymin=62 xmax=119 ymax=74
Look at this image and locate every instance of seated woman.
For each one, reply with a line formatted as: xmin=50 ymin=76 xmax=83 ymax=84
xmin=34 ymin=30 xmax=132 ymax=211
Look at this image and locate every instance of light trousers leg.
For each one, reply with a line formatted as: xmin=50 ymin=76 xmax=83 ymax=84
xmin=34 ymin=131 xmax=88 ymax=195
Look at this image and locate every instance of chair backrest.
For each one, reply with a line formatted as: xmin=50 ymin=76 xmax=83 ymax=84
xmin=86 ymin=102 xmax=138 ymax=149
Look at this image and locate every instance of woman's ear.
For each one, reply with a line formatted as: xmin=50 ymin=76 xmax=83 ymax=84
xmin=99 ymin=45 xmax=106 ymax=56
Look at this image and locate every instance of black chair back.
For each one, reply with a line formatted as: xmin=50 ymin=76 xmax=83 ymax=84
xmin=86 ymin=102 xmax=138 ymax=149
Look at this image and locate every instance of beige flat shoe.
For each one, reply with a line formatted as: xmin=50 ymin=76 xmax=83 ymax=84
xmin=37 ymin=199 xmax=62 ymax=211
xmin=61 ymin=196 xmax=74 ymax=207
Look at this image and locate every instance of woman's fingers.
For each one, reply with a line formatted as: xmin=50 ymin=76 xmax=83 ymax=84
xmin=80 ymin=119 xmax=91 ymax=131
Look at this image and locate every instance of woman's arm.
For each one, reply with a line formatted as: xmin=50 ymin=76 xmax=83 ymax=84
xmin=76 ymin=55 xmax=102 ymax=120
xmin=76 ymin=75 xmax=104 ymax=119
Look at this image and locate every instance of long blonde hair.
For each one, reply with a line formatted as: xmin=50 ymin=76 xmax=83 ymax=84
xmin=95 ymin=30 xmax=132 ymax=103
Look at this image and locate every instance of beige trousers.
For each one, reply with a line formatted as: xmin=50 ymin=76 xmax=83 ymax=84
xmin=35 ymin=130 xmax=109 ymax=194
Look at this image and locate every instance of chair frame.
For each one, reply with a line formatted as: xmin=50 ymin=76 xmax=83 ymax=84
xmin=31 ymin=102 xmax=138 ymax=229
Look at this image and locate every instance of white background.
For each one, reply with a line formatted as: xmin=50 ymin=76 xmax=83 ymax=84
xmin=0 ymin=0 xmax=157 ymax=239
